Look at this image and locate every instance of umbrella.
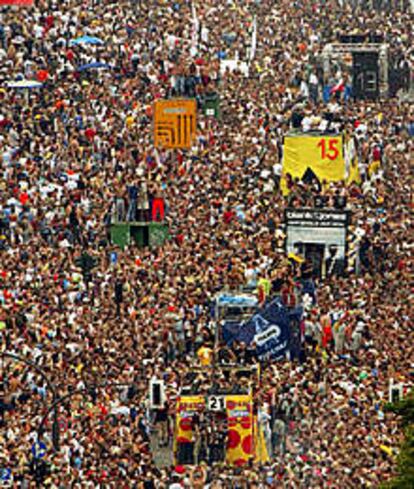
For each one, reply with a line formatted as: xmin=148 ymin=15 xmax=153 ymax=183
xmin=77 ymin=62 xmax=113 ymax=72
xmin=5 ymin=80 xmax=43 ymax=89
xmin=69 ymin=36 xmax=104 ymax=46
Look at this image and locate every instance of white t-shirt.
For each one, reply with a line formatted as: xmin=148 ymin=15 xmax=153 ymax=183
xmin=273 ymin=163 xmax=282 ymax=177
xmin=300 ymin=80 xmax=309 ymax=98
xmin=309 ymin=73 xmax=318 ymax=85
xmin=302 ymin=116 xmax=312 ymax=132
xmin=34 ymin=24 xmax=44 ymax=39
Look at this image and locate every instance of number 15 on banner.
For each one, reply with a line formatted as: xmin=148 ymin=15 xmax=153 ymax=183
xmin=317 ymin=139 xmax=340 ymax=161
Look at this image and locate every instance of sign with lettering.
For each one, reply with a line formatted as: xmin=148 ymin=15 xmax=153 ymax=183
xmin=247 ymin=299 xmax=291 ymax=361
xmin=154 ymin=99 xmax=196 ymax=149
xmin=225 ymin=395 xmax=254 ymax=465
xmin=285 ymin=209 xmax=350 ymax=228
xmin=175 ymin=395 xmax=205 ymax=444
xmin=285 ymin=207 xmax=350 ymax=277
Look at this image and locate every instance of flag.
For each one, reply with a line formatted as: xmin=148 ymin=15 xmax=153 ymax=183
xmin=249 ymin=16 xmax=257 ymax=61
xmin=347 ymin=157 xmax=361 ymax=185
xmin=222 ymin=298 xmax=303 ymax=361
xmin=254 ymin=415 xmax=270 ymax=463
xmin=288 ymin=252 xmax=305 ymax=264
xmin=190 ymin=2 xmax=199 ymax=55
xmin=330 ymin=79 xmax=345 ymax=94
xmin=379 ymin=445 xmax=393 ymax=457
xmin=245 ymin=298 xmax=292 ymax=361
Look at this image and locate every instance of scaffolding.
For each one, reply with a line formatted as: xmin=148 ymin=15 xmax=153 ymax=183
xmin=322 ymin=43 xmax=389 ymax=99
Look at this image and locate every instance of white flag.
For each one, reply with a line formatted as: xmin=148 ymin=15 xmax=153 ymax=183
xmin=250 ymin=15 xmax=257 ymax=61
xmin=191 ymin=2 xmax=199 ymax=54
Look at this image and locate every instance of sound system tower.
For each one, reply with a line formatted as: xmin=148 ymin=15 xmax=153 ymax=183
xmin=353 ymin=52 xmax=380 ymax=100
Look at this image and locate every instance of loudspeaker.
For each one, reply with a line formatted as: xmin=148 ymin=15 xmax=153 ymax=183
xmin=353 ymin=53 xmax=379 ymax=100
xmin=389 ymin=380 xmax=403 ymax=403
xmin=149 ymin=379 xmax=165 ymax=409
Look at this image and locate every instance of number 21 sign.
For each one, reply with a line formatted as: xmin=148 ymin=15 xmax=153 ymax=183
xmin=207 ymin=395 xmax=225 ymax=411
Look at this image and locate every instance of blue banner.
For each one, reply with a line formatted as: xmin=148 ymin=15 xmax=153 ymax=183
xmin=222 ymin=298 xmax=303 ymax=361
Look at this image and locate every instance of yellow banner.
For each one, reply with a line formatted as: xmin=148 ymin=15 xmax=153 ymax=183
xmin=225 ymin=395 xmax=254 ymax=466
xmin=175 ymin=395 xmax=205 ymax=444
xmin=282 ymin=135 xmax=345 ymax=192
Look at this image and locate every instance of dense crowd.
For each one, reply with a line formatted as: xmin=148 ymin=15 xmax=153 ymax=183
xmin=0 ymin=0 xmax=413 ymax=487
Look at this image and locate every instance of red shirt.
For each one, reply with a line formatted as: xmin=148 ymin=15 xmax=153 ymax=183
xmin=322 ymin=325 xmax=333 ymax=348
xmin=223 ymin=210 xmax=234 ymax=224
xmin=85 ymin=128 xmax=96 ymax=141
xmin=372 ymin=147 xmax=381 ymax=161
xmin=19 ymin=192 xmax=29 ymax=206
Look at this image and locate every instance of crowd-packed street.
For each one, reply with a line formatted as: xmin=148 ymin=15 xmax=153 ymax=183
xmin=0 ymin=0 xmax=413 ymax=487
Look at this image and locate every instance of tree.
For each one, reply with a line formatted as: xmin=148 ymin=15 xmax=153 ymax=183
xmin=382 ymin=393 xmax=414 ymax=489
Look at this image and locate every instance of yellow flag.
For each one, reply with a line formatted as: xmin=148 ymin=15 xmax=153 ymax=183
xmin=288 ymin=252 xmax=305 ymax=264
xmin=254 ymin=416 xmax=270 ymax=464
xmin=347 ymin=157 xmax=361 ymax=185
xmin=380 ymin=445 xmax=393 ymax=457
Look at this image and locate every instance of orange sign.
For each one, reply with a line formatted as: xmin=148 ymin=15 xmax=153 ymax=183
xmin=154 ymin=99 xmax=196 ymax=149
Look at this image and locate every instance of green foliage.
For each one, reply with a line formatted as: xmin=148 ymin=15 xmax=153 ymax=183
xmin=382 ymin=393 xmax=414 ymax=489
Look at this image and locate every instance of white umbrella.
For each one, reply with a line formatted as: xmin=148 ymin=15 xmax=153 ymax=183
xmin=5 ymin=80 xmax=43 ymax=89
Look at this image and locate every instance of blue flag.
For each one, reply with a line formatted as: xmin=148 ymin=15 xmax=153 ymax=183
xmin=246 ymin=298 xmax=291 ymax=361
xmin=222 ymin=297 xmax=302 ymax=361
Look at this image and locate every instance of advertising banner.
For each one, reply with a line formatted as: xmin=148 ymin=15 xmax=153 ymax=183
xmin=225 ymin=395 xmax=254 ymax=466
xmin=154 ymin=99 xmax=196 ymax=149
xmin=222 ymin=297 xmax=302 ymax=361
xmin=282 ymin=135 xmax=345 ymax=193
xmin=175 ymin=395 xmax=205 ymax=444
xmin=249 ymin=300 xmax=303 ymax=361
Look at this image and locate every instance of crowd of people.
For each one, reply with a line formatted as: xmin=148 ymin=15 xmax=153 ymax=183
xmin=0 ymin=0 xmax=413 ymax=487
